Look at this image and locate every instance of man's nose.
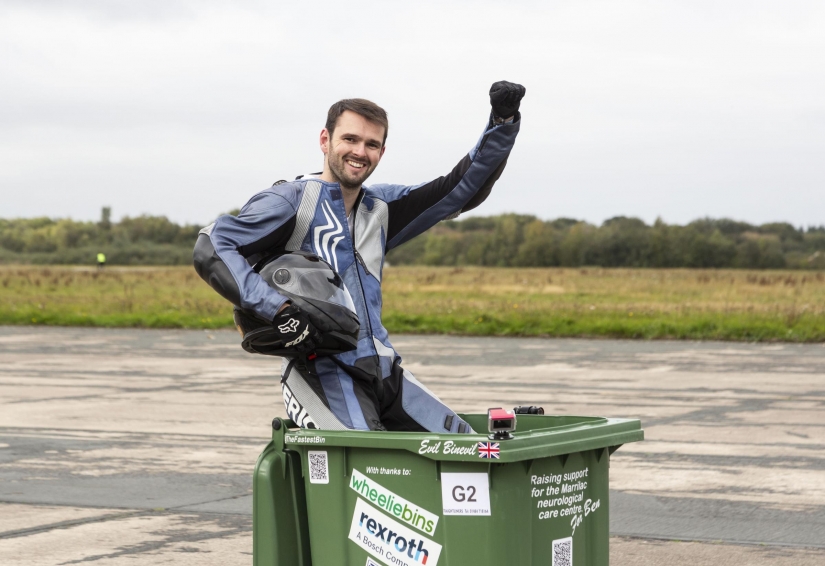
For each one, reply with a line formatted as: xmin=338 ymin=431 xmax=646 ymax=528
xmin=350 ymin=142 xmax=367 ymax=157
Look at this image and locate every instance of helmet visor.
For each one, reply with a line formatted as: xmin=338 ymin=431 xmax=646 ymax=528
xmin=265 ymin=254 xmax=356 ymax=314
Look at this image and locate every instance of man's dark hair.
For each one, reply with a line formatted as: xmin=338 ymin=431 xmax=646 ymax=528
xmin=325 ymin=98 xmax=389 ymax=145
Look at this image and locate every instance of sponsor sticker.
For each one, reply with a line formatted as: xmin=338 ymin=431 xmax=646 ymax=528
xmin=350 ymin=469 xmax=439 ymax=535
xmin=440 ymin=473 xmax=491 ymax=516
xmin=349 ymin=498 xmax=442 ymax=566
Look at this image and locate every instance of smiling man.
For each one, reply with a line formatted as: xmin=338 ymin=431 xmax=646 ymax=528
xmin=320 ymin=100 xmax=387 ymax=212
xmin=194 ymin=81 xmax=525 ymax=432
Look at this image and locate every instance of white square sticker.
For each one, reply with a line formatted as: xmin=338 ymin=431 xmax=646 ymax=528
xmin=308 ymin=451 xmax=329 ymax=484
xmin=553 ymin=536 xmax=572 ymax=566
xmin=440 ymin=472 xmax=490 ymax=515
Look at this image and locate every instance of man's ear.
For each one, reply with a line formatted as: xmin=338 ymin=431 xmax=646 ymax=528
xmin=379 ymin=145 xmax=386 ymax=159
xmin=320 ymin=128 xmax=331 ymax=155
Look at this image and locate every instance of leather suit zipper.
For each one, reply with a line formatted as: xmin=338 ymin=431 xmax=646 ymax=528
xmin=349 ymin=191 xmax=373 ymax=337
xmin=354 ymin=250 xmax=371 ymax=277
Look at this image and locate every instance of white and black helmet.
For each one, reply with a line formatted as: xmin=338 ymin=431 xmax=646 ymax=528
xmin=234 ymin=251 xmax=360 ymax=356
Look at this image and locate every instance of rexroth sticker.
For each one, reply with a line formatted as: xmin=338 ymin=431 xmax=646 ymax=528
xmin=349 ymin=498 xmax=442 ymax=566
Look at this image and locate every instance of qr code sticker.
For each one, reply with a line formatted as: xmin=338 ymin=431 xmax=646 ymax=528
xmin=308 ymin=451 xmax=329 ymax=484
xmin=552 ymin=536 xmax=572 ymax=566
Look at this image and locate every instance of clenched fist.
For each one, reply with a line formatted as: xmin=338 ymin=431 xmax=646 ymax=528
xmin=272 ymin=304 xmax=321 ymax=354
xmin=489 ymin=81 xmax=526 ymax=120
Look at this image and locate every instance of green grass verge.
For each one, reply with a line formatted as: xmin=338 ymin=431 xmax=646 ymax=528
xmin=0 ymin=308 xmax=233 ymax=329
xmin=2 ymin=265 xmax=824 ymax=341
xmin=382 ymin=311 xmax=823 ymax=341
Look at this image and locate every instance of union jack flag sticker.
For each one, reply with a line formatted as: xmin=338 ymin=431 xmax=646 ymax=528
xmin=477 ymin=441 xmax=500 ymax=459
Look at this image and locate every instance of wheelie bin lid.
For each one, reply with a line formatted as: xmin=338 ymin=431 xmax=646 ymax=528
xmin=276 ymin=414 xmax=643 ymax=463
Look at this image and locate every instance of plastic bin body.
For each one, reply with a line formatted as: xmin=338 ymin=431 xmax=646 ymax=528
xmin=254 ymin=414 xmax=643 ymax=566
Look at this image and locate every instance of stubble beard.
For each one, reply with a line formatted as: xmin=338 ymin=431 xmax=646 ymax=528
xmin=328 ymin=151 xmax=374 ymax=192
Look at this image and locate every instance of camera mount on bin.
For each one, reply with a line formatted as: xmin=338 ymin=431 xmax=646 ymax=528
xmin=487 ymin=407 xmax=517 ymax=440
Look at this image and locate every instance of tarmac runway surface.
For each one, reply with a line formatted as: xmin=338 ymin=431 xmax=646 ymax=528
xmin=1 ymin=326 xmax=823 ymax=565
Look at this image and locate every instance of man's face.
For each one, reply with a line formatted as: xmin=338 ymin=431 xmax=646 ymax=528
xmin=321 ymin=111 xmax=386 ymax=191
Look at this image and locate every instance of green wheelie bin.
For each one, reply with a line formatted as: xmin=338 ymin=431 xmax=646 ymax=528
xmin=253 ymin=413 xmax=643 ymax=566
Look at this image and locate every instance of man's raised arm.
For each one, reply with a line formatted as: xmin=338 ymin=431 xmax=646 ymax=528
xmin=374 ymin=81 xmax=525 ymax=251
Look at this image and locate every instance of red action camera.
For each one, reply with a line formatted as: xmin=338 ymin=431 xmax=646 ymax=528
xmin=487 ymin=407 xmax=517 ymax=439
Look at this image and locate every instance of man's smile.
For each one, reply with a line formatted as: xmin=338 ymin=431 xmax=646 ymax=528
xmin=320 ymin=110 xmax=387 ymax=190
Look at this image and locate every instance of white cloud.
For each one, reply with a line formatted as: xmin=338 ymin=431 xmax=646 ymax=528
xmin=1 ymin=0 xmax=823 ymax=226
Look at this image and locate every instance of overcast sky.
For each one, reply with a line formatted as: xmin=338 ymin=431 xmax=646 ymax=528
xmin=1 ymin=0 xmax=823 ymax=227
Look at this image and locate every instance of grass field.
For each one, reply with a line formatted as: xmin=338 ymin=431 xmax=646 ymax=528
xmin=1 ymin=265 xmax=824 ymax=341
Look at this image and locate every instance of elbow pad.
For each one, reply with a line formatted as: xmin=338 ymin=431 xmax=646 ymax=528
xmin=193 ymin=233 xmax=242 ymax=307
xmin=461 ymin=156 xmax=508 ymax=214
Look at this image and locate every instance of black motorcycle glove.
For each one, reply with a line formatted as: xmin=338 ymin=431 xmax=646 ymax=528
xmin=489 ymin=80 xmax=526 ymax=120
xmin=273 ymin=304 xmax=321 ymax=354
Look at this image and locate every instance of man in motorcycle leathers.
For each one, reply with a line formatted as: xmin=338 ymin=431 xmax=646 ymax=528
xmin=194 ymin=81 xmax=525 ymax=433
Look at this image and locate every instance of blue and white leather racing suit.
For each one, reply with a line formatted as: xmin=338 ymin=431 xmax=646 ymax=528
xmin=193 ymin=113 xmax=520 ymax=433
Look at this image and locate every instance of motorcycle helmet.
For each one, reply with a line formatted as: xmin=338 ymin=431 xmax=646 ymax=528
xmin=234 ymin=251 xmax=360 ymax=357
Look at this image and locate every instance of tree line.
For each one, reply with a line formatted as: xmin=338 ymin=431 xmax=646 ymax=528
xmin=385 ymin=215 xmax=825 ymax=270
xmin=0 ymin=208 xmax=201 ymax=265
xmin=1 ymin=209 xmax=823 ymax=269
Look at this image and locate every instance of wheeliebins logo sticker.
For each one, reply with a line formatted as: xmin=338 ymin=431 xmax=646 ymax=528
xmin=313 ymin=200 xmax=344 ymax=272
xmin=349 ymin=498 xmax=442 ymax=566
xmin=350 ymin=469 xmax=439 ymax=535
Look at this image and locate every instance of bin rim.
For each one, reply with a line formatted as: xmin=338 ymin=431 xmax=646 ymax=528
xmin=277 ymin=414 xmax=643 ymax=463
